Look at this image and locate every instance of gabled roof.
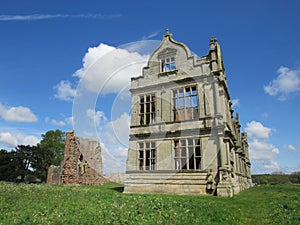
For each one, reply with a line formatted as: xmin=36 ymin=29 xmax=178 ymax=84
xmin=147 ymin=29 xmax=193 ymax=65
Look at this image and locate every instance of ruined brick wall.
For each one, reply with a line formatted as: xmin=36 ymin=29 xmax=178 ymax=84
xmin=61 ymin=130 xmax=80 ymax=184
xmin=47 ymin=130 xmax=106 ymax=185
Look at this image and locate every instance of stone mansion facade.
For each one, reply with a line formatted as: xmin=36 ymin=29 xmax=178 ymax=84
xmin=124 ymin=31 xmax=252 ymax=197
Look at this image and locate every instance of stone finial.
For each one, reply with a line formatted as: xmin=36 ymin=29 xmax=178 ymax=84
xmin=210 ymin=37 xmax=217 ymax=50
xmin=210 ymin=36 xmax=218 ymax=44
xmin=164 ymin=28 xmax=172 ymax=37
xmin=235 ymin=112 xmax=239 ymax=120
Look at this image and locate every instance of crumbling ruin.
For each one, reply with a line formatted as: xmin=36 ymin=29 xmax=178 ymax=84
xmin=47 ymin=130 xmax=106 ymax=185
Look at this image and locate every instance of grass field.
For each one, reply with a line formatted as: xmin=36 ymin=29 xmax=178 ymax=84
xmin=0 ymin=182 xmax=299 ymax=225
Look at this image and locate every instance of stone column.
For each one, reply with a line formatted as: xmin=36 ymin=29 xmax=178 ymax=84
xmin=217 ymin=135 xmax=233 ymax=197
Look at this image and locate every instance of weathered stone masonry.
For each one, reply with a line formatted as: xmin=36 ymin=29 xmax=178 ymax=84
xmin=124 ymin=31 xmax=252 ymax=197
xmin=47 ymin=130 xmax=106 ymax=185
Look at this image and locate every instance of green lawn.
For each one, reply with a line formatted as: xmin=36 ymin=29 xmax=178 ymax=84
xmin=0 ymin=182 xmax=299 ymax=225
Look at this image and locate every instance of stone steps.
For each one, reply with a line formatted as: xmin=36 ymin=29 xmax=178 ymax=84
xmin=124 ymin=171 xmax=209 ymax=195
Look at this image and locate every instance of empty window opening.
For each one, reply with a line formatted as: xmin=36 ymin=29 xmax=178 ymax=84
xmin=174 ymin=138 xmax=201 ymax=170
xmin=139 ymin=94 xmax=156 ymax=125
xmin=138 ymin=141 xmax=156 ymax=171
xmin=79 ymin=154 xmax=83 ymax=162
xmin=173 ymin=86 xmax=198 ymax=121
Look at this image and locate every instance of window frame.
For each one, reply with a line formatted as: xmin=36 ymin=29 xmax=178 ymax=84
xmin=173 ymin=85 xmax=198 ymax=121
xmin=174 ymin=138 xmax=201 ymax=171
xmin=138 ymin=141 xmax=156 ymax=171
xmin=161 ymin=56 xmax=176 ymax=72
xmin=139 ymin=93 xmax=156 ymax=125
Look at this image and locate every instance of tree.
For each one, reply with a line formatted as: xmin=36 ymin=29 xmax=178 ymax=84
xmin=35 ymin=130 xmax=65 ymax=181
xmin=14 ymin=145 xmax=37 ymax=180
xmin=0 ymin=147 xmax=35 ymax=182
xmin=289 ymin=171 xmax=300 ymax=184
xmin=0 ymin=130 xmax=65 ymax=183
xmin=0 ymin=149 xmax=18 ymax=181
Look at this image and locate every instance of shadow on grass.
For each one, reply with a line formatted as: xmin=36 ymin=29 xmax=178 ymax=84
xmin=103 ymin=182 xmax=124 ymax=193
xmin=110 ymin=186 xmax=124 ymax=193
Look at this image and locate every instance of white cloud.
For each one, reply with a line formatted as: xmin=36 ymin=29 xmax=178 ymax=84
xmin=245 ymin=121 xmax=272 ymax=139
xmin=287 ymin=144 xmax=296 ymax=151
xmin=105 ymin=112 xmax=130 ymax=146
xmin=245 ymin=121 xmax=281 ymax=174
xmin=264 ymin=161 xmax=281 ymax=171
xmin=54 ymin=43 xmax=149 ymax=100
xmin=250 ymin=139 xmax=280 ymax=160
xmin=81 ymin=109 xmax=130 ymax=173
xmin=51 ymin=119 xmax=66 ymax=126
xmin=86 ymin=109 xmax=130 ymax=147
xmin=20 ymin=135 xmax=40 ymax=146
xmin=66 ymin=116 xmax=75 ymax=126
xmin=100 ymin=112 xmax=130 ymax=173
xmin=0 ymin=103 xmax=38 ymax=122
xmin=75 ymin=43 xmax=115 ymax=76
xmin=73 ymin=43 xmax=149 ymax=95
xmin=142 ymin=30 xmax=160 ymax=40
xmin=54 ymin=80 xmax=77 ymax=101
xmin=264 ymin=66 xmax=300 ymax=100
xmin=285 ymin=144 xmax=299 ymax=151
xmin=45 ymin=116 xmax=74 ymax=127
xmin=231 ymin=99 xmax=239 ymax=107
xmin=0 ymin=132 xmax=18 ymax=147
xmin=0 ymin=132 xmax=40 ymax=148
xmin=101 ymin=143 xmax=127 ymax=174
xmin=0 ymin=14 xmax=121 ymax=21
xmin=86 ymin=109 xmax=107 ymax=127
xmin=66 ymin=41 xmax=159 ymax=173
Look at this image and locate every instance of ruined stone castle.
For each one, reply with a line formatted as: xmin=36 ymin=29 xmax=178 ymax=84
xmin=124 ymin=31 xmax=252 ymax=197
xmin=47 ymin=130 xmax=106 ymax=185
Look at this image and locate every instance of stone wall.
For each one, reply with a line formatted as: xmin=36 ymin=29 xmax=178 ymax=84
xmin=47 ymin=130 xmax=107 ymax=185
xmin=61 ymin=130 xmax=79 ymax=184
xmin=77 ymin=137 xmax=102 ymax=175
xmin=46 ymin=165 xmax=62 ymax=185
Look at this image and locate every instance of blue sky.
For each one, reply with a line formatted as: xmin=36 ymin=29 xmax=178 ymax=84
xmin=0 ymin=0 xmax=299 ymax=174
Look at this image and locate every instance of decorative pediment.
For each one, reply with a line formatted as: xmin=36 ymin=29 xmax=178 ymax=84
xmin=157 ymin=47 xmax=177 ymax=59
